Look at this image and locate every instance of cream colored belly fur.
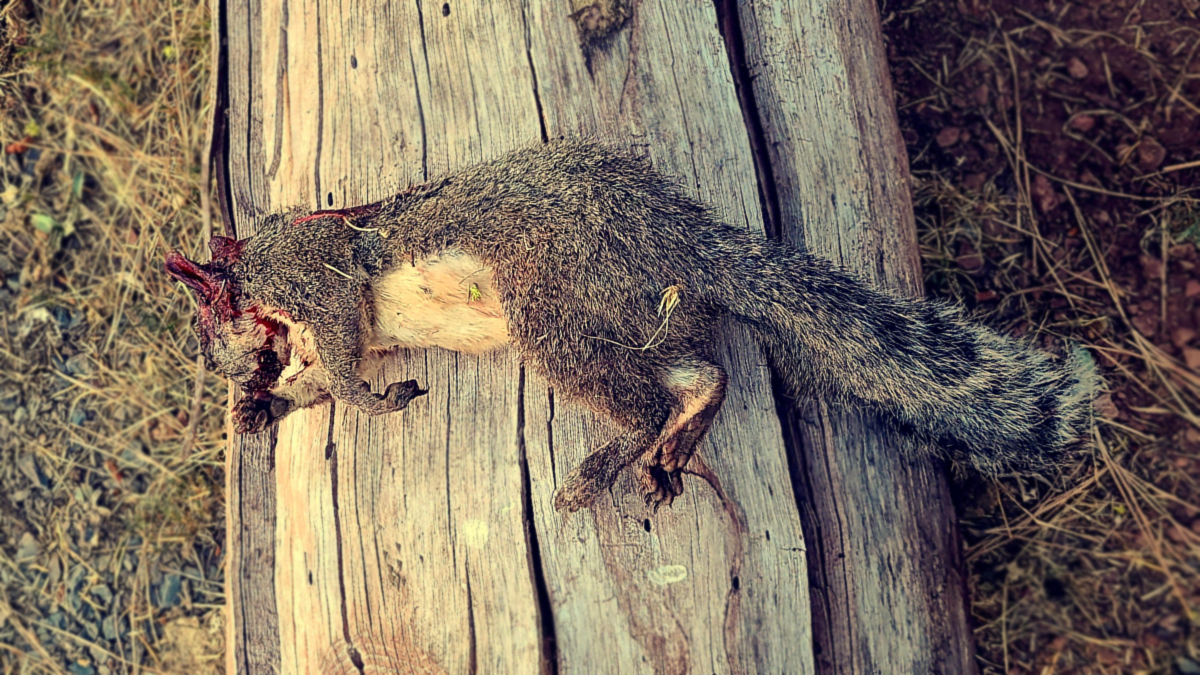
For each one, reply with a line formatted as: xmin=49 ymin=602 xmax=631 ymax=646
xmin=371 ymin=250 xmax=510 ymax=353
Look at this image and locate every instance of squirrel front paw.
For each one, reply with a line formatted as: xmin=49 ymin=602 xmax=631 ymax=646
xmin=232 ymin=391 xmax=292 ymax=434
xmin=364 ymin=379 xmax=428 ymax=415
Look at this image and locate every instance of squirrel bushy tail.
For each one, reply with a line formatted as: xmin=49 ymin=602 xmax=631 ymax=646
xmin=696 ymin=230 xmax=1101 ymax=475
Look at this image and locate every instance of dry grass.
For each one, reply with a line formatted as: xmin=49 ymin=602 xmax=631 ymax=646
xmin=921 ymin=167 xmax=1200 ymax=673
xmin=890 ymin=1 xmax=1200 ymax=672
xmin=1 ymin=0 xmax=1196 ymax=673
xmin=0 ymin=0 xmax=225 ymax=672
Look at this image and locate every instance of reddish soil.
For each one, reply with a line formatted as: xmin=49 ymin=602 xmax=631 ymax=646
xmin=885 ymin=0 xmax=1200 ymax=672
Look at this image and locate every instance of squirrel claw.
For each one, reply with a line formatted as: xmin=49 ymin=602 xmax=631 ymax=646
xmin=232 ymin=391 xmax=292 ymax=434
xmin=637 ymin=463 xmax=684 ymax=512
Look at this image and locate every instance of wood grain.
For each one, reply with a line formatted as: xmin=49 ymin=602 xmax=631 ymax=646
xmin=222 ymin=0 xmax=976 ymax=672
xmin=225 ymin=1 xmax=545 ymax=671
xmin=732 ymin=0 xmax=978 ymax=672
xmin=523 ymin=1 xmax=813 ymax=672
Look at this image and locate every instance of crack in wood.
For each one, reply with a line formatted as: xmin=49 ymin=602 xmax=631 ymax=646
xmin=327 ymin=406 xmax=366 ymax=675
xmin=654 ymin=6 xmax=702 ymax=192
xmin=686 ymin=453 xmax=748 ymax=674
xmin=545 ymin=388 xmax=555 ymax=483
xmin=445 ymin=357 xmax=456 ymax=570
xmin=413 ymin=0 xmax=430 ymax=179
xmin=710 ymin=0 xmax=782 ymax=239
xmin=266 ymin=0 xmax=288 ymax=182
xmin=516 ymin=366 xmax=560 ymax=674
xmin=211 ymin=0 xmax=235 ymax=236
xmin=313 ymin=0 xmax=325 ymax=208
xmin=519 ymin=0 xmax=549 ymax=144
xmin=465 ymin=564 xmax=478 ymax=675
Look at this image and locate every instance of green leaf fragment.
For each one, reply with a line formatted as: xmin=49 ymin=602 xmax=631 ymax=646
xmin=30 ymin=213 xmax=57 ymax=233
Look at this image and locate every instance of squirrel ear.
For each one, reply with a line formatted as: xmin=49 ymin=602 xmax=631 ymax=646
xmin=209 ymin=236 xmax=246 ymax=261
xmin=164 ymin=252 xmax=220 ymax=300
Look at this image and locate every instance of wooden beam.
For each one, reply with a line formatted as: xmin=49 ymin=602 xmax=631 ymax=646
xmin=222 ymin=0 xmax=815 ymax=672
xmin=221 ymin=0 xmax=977 ymax=672
xmin=730 ymin=0 xmax=979 ymax=672
xmin=522 ymin=2 xmax=813 ymax=672
xmin=223 ymin=1 xmax=544 ymax=672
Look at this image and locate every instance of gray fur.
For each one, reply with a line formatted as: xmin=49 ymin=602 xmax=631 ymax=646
xmin=165 ymin=139 xmax=1102 ymax=511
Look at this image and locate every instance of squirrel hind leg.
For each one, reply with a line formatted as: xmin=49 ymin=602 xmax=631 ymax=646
xmin=551 ymin=360 xmax=730 ymax=513
xmin=553 ymin=428 xmax=660 ymax=513
xmin=551 ymin=364 xmax=680 ymax=513
xmin=637 ymin=361 xmax=728 ymax=511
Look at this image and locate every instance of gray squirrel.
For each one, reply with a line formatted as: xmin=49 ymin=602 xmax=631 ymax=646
xmin=164 ymin=140 xmax=1101 ymax=511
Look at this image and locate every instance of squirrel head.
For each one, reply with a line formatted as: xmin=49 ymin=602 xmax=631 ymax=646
xmin=165 ymin=239 xmax=287 ymax=393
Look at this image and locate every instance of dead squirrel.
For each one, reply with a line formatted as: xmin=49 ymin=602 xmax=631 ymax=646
xmin=165 ymin=139 xmax=1101 ymax=511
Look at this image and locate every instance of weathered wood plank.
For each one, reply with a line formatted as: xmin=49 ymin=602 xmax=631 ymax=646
xmin=224 ymin=0 xmax=972 ymax=672
xmin=224 ymin=0 xmax=545 ymax=671
xmin=523 ymin=1 xmax=814 ymax=673
xmin=733 ymin=0 xmax=978 ymax=672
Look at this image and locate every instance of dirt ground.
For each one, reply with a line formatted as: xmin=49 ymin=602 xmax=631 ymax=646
xmin=883 ymin=0 xmax=1200 ymax=672
xmin=0 ymin=0 xmax=226 ymax=673
xmin=0 ymin=0 xmax=1196 ymax=673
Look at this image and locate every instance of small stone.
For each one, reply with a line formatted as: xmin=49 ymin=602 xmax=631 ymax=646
xmin=1067 ymin=57 xmax=1089 ymax=79
xmin=1183 ymin=347 xmax=1200 ymax=370
xmin=16 ymin=453 xmax=48 ymax=489
xmin=1173 ymin=327 xmax=1197 ymax=349
xmin=102 ymin=615 xmax=118 ymax=641
xmin=936 ymin=126 xmax=962 ymax=147
xmin=1140 ymin=254 xmax=1163 ymax=279
xmin=1137 ymin=138 xmax=1167 ymax=171
xmin=0 ymin=385 xmax=20 ymax=413
xmin=973 ymin=84 xmax=990 ymax=106
xmin=1185 ymin=279 xmax=1200 ymax=297
xmin=1094 ymin=393 xmax=1119 ymax=419
xmin=15 ymin=532 xmax=40 ymax=562
xmin=1031 ymin=174 xmax=1060 ymax=213
xmin=1132 ymin=312 xmax=1159 ymax=337
xmin=68 ymin=664 xmax=95 ymax=675
xmin=1069 ymin=114 xmax=1095 ymax=132
xmin=1177 ymin=656 xmax=1200 ymax=675
xmin=159 ymin=574 xmax=183 ymax=607
xmin=963 ymin=172 xmax=987 ymax=192
xmin=90 ymin=584 xmax=113 ymax=606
